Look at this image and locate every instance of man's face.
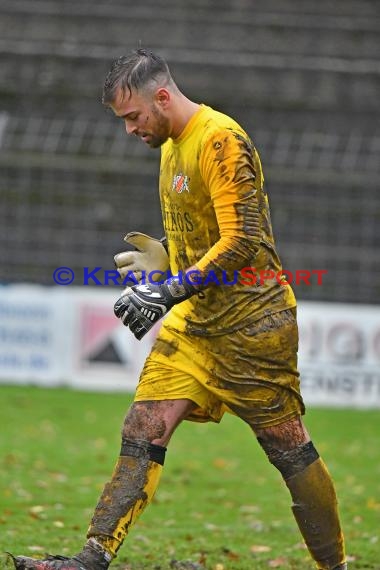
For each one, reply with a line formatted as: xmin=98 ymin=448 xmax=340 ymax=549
xmin=110 ymin=87 xmax=171 ymax=148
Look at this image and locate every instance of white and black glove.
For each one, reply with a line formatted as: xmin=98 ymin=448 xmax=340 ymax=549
xmin=114 ymin=276 xmax=195 ymax=340
xmin=114 ymin=232 xmax=169 ymax=286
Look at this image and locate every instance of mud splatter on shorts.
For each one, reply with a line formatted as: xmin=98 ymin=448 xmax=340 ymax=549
xmin=135 ymin=308 xmax=305 ymax=428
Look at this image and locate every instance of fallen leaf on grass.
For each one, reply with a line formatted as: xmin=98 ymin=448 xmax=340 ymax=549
xmin=221 ymin=548 xmax=239 ymax=561
xmin=293 ymin=542 xmax=307 ymax=550
xmin=213 ymin=458 xmax=228 ymax=469
xmin=250 ymin=545 xmax=271 ymax=553
xmin=239 ymin=504 xmax=260 ymax=513
xmin=29 ymin=505 xmax=45 ymax=514
xmin=367 ymin=498 xmax=380 ymax=510
xmin=50 ymin=472 xmax=67 ymax=483
xmin=134 ymin=534 xmax=151 ymax=544
xmin=170 ymin=560 xmax=205 ymax=569
xmin=268 ymin=556 xmax=288 ymax=567
xmin=27 ymin=546 xmax=44 ymax=552
xmin=29 ymin=505 xmax=46 ymax=519
xmin=204 ymin=523 xmax=218 ymax=531
xmin=248 ymin=520 xmax=264 ymax=531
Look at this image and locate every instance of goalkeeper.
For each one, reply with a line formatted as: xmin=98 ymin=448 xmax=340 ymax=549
xmin=10 ymin=49 xmax=347 ymax=570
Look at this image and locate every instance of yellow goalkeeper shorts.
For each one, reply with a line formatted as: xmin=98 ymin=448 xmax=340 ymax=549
xmin=135 ymin=308 xmax=305 ymax=428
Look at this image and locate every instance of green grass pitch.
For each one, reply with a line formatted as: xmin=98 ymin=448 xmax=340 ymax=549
xmin=0 ymin=385 xmax=379 ymax=569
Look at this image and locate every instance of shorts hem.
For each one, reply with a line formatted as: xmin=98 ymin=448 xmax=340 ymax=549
xmin=134 ymin=392 xmax=223 ymax=423
xmin=134 ymin=393 xmax=200 ymax=404
xmin=248 ymin=407 xmax=304 ymax=430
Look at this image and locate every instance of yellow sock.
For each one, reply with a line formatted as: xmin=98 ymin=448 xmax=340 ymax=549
xmin=285 ymin=457 xmax=346 ymax=569
xmin=87 ymin=439 xmax=165 ymax=558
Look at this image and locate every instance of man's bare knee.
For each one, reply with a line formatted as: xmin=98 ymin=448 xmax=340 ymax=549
xmin=122 ymin=402 xmax=166 ymax=442
xmin=254 ymin=416 xmax=311 ymax=451
xmin=253 ymin=417 xmax=317 ymax=480
xmin=122 ymin=399 xmax=196 ymax=447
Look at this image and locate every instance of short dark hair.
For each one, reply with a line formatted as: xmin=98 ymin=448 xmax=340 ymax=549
xmin=102 ymin=48 xmax=172 ymax=105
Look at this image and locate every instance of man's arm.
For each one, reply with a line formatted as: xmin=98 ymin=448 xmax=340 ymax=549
xmin=195 ymin=129 xmax=263 ymax=278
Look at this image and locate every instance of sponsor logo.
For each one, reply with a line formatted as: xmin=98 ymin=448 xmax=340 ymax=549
xmin=172 ymin=173 xmax=190 ymax=194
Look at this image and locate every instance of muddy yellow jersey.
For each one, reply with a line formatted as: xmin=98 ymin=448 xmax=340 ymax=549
xmin=159 ymin=104 xmax=296 ymax=335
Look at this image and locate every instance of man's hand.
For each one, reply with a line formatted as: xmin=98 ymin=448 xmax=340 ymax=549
xmin=114 ymin=232 xmax=169 ymax=284
xmin=114 ymin=277 xmax=195 ymax=340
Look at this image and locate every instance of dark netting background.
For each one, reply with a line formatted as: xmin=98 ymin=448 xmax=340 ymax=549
xmin=0 ymin=0 xmax=379 ymax=302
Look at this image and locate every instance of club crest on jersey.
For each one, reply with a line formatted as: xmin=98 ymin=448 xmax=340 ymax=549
xmin=172 ymin=173 xmax=190 ymax=194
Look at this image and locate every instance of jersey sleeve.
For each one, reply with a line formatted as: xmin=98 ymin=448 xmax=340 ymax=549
xmin=196 ymin=128 xmax=263 ymax=275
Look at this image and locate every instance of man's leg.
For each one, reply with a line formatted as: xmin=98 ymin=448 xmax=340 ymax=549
xmin=253 ymin=416 xmax=346 ymax=570
xmin=10 ymin=398 xmax=196 ymax=570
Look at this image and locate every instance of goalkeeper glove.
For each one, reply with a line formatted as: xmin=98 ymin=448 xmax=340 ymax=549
xmin=114 ymin=232 xmax=169 ymax=284
xmin=114 ymin=276 xmax=195 ymax=340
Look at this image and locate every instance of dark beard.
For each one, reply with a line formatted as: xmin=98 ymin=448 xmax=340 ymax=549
xmin=148 ymin=104 xmax=170 ymax=148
